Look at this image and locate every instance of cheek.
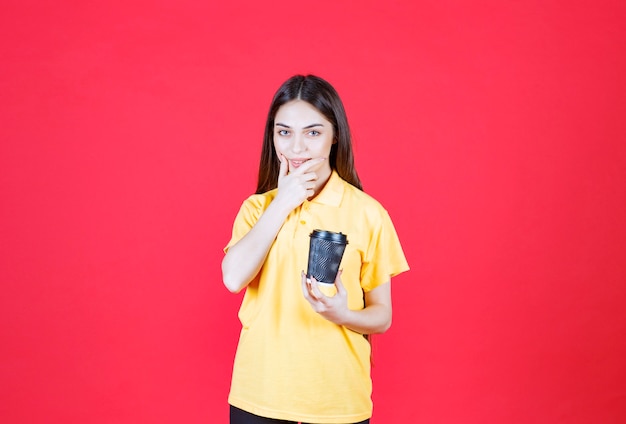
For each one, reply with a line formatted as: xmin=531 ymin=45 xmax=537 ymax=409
xmin=273 ymin=139 xmax=283 ymax=154
xmin=321 ymin=137 xmax=335 ymax=154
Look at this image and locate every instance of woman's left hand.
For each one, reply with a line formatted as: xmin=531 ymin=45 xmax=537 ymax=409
xmin=301 ymin=270 xmax=349 ymax=326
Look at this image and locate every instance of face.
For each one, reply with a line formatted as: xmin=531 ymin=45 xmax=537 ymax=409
xmin=273 ymin=100 xmax=334 ymax=177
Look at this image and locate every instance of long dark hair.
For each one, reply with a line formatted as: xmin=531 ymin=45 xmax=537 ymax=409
xmin=256 ymin=75 xmax=362 ymax=194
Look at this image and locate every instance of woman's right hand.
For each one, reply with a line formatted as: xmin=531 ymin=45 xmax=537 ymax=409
xmin=274 ymin=154 xmax=325 ymax=212
xmin=222 ymin=154 xmax=325 ymax=293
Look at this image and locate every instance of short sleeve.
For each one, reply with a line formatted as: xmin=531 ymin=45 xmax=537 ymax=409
xmin=360 ymin=209 xmax=410 ymax=292
xmin=223 ymin=195 xmax=267 ymax=253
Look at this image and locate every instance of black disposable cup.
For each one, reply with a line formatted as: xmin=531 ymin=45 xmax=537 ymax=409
xmin=306 ymin=230 xmax=348 ymax=288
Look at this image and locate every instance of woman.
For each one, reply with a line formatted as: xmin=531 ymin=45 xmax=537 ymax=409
xmin=222 ymin=75 xmax=409 ymax=424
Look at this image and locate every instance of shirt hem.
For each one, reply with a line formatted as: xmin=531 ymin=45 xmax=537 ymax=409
xmin=228 ymin=396 xmax=372 ymax=424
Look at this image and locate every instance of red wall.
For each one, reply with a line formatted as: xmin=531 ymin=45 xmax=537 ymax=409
xmin=1 ymin=1 xmax=625 ymax=423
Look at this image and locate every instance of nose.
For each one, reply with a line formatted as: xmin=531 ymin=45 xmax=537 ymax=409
xmin=290 ymin=133 xmax=305 ymax=154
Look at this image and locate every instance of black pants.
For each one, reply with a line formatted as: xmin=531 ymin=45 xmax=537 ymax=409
xmin=230 ymin=405 xmax=371 ymax=424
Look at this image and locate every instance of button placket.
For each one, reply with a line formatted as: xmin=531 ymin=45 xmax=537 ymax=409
xmin=295 ymin=201 xmax=311 ymax=237
xmin=300 ymin=202 xmax=308 ymax=225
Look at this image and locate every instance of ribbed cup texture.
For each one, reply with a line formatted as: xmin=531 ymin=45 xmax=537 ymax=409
xmin=307 ymin=230 xmax=348 ymax=284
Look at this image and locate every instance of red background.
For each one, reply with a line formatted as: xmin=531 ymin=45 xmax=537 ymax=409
xmin=1 ymin=1 xmax=625 ymax=423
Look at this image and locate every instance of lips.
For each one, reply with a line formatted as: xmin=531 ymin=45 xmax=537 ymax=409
xmin=289 ymin=158 xmax=310 ymax=168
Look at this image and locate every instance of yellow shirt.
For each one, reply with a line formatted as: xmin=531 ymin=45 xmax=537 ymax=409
xmin=225 ymin=171 xmax=409 ymax=423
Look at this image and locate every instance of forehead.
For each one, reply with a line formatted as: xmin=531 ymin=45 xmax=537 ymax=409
xmin=274 ymin=100 xmax=330 ymax=126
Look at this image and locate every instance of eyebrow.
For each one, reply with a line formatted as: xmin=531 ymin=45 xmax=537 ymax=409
xmin=275 ymin=123 xmax=325 ymax=129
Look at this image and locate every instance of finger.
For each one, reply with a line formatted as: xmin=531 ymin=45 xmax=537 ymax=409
xmin=309 ymin=277 xmax=327 ymax=300
xmin=305 ymin=277 xmax=319 ymax=301
xmin=278 ymin=154 xmax=288 ymax=178
xmin=334 ymin=269 xmax=346 ymax=295
xmin=301 ymin=271 xmax=317 ymax=302
xmin=301 ymin=172 xmax=319 ymax=183
xmin=292 ymin=157 xmax=326 ymax=175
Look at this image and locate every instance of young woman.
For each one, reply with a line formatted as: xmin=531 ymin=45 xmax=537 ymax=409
xmin=222 ymin=75 xmax=409 ymax=424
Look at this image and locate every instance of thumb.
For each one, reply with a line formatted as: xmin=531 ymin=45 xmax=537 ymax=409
xmin=278 ymin=154 xmax=288 ymax=179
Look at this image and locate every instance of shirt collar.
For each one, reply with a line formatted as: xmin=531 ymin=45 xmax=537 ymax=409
xmin=310 ymin=170 xmax=344 ymax=207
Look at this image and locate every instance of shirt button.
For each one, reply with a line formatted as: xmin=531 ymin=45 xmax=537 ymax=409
xmin=300 ymin=220 xmax=306 ymax=225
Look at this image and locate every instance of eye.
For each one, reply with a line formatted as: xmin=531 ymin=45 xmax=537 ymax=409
xmin=308 ymin=130 xmax=320 ymax=136
xmin=277 ymin=129 xmax=290 ymax=136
